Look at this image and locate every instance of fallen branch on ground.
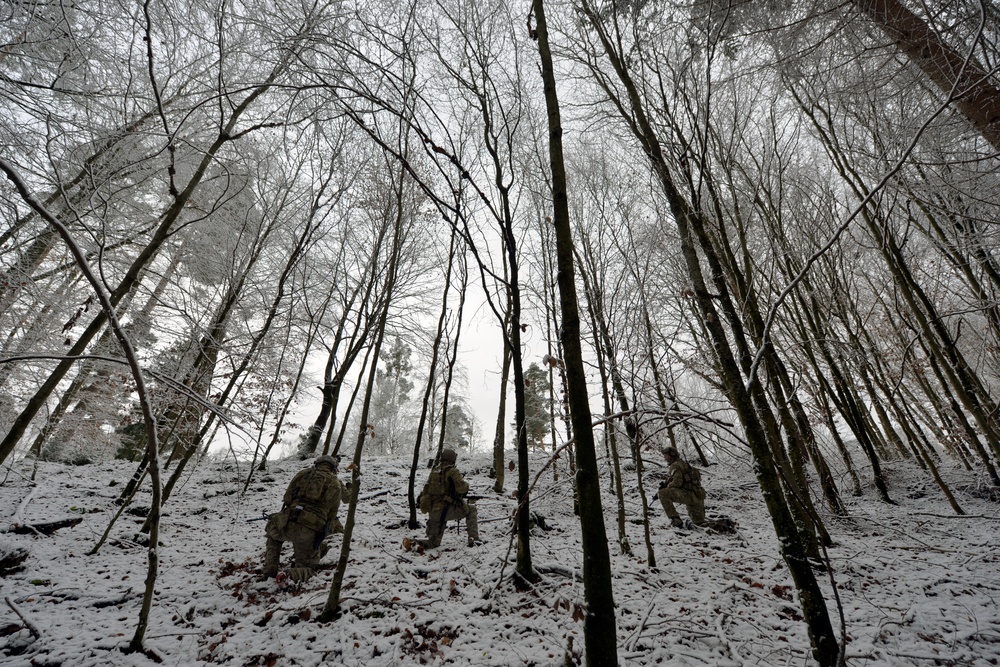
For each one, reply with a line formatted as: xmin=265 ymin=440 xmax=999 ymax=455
xmin=7 ymin=517 xmax=83 ymax=535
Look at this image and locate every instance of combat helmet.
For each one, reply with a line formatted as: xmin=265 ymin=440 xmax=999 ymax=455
xmin=315 ymin=455 xmax=338 ymax=471
xmin=440 ymin=448 xmax=458 ymax=465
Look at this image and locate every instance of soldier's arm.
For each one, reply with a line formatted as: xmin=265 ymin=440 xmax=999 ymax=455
xmin=283 ymin=471 xmax=306 ymax=505
xmin=326 ymin=477 xmax=343 ymax=520
xmin=450 ymin=469 xmax=470 ymax=496
xmin=665 ymin=462 xmax=682 ymax=489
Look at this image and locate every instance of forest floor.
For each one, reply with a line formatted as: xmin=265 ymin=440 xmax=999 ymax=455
xmin=1 ymin=449 xmax=999 ymax=666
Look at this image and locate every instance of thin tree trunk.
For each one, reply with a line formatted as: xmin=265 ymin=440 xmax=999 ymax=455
xmin=534 ymin=2 xmax=618 ymax=662
xmin=572 ymin=3 xmax=839 ymax=659
xmin=321 ymin=154 xmax=407 ymax=622
xmin=580 ymin=255 xmax=630 ymax=557
xmin=491 ymin=308 xmax=512 ymax=494
xmin=407 ymin=231 xmax=458 ymax=528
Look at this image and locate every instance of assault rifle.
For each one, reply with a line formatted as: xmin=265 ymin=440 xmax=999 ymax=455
xmin=246 ymin=511 xmax=272 ymax=523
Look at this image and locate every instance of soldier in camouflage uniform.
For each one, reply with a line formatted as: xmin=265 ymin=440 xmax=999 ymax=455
xmin=263 ymin=455 xmax=347 ymax=582
xmin=657 ymin=446 xmax=706 ymax=528
xmin=416 ymin=448 xmax=481 ymax=548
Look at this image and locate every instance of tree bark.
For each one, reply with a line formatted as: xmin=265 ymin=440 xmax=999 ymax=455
xmin=533 ymin=2 xmax=618 ymax=663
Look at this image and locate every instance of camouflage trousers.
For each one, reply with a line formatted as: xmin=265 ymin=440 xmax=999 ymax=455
xmin=658 ymin=486 xmax=705 ymax=525
xmin=422 ymin=502 xmax=480 ymax=548
xmin=263 ymin=516 xmax=325 ymax=581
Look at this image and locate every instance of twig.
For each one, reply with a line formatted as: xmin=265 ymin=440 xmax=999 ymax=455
xmin=358 ymin=489 xmax=391 ymax=502
xmin=911 ymin=512 xmax=1000 ymax=520
xmin=714 ymin=612 xmax=742 ymax=663
xmin=337 ymin=594 xmax=432 ymax=609
xmin=93 ymin=589 xmax=137 ymax=609
xmin=534 ymin=563 xmax=580 ymax=580
xmin=625 ymin=594 xmax=659 ymax=653
xmin=5 ymin=596 xmax=41 ymax=639
xmin=8 ymin=517 xmax=83 ymax=535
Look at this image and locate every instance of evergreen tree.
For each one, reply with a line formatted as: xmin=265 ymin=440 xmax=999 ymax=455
xmin=517 ymin=362 xmax=552 ymax=449
xmin=369 ymin=336 xmax=414 ymax=455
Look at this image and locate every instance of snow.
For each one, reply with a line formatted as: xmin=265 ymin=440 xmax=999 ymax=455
xmin=2 ymin=452 xmax=999 ymax=666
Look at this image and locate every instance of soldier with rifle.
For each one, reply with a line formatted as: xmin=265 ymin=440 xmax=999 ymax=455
xmin=658 ymin=446 xmax=706 ymax=528
xmin=262 ymin=455 xmax=347 ymax=583
xmin=414 ymin=448 xmax=482 ymax=548
xmin=656 ymin=446 xmax=736 ymax=533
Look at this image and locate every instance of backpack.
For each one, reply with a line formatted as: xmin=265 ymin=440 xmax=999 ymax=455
xmin=687 ymin=465 xmax=706 ymax=499
xmin=291 ymin=468 xmax=330 ymax=505
xmin=418 ymin=468 xmax=452 ymax=513
xmin=285 ymin=468 xmax=337 ymax=531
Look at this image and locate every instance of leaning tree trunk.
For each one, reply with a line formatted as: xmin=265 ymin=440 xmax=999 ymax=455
xmin=0 ymin=159 xmax=164 ymax=655
xmin=321 ymin=154 xmax=407 ymax=622
xmin=580 ymin=258 xmax=630 ymax=558
xmin=852 ymin=0 xmax=1000 ymax=151
xmin=0 ymin=74 xmax=283 ymax=466
xmin=321 ymin=307 xmax=391 ymax=621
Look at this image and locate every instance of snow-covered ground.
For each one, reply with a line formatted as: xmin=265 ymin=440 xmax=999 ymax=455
xmin=2 ymin=451 xmax=998 ymax=666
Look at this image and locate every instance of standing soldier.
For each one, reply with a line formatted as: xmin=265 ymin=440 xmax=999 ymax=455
xmin=657 ymin=446 xmax=706 ymax=528
xmin=415 ymin=448 xmax=482 ymax=548
xmin=263 ymin=455 xmax=346 ymax=583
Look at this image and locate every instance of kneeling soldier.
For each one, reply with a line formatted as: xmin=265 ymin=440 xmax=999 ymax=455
xmin=657 ymin=446 xmax=706 ymax=528
xmin=416 ymin=448 xmax=481 ymax=548
xmin=263 ymin=455 xmax=346 ymax=582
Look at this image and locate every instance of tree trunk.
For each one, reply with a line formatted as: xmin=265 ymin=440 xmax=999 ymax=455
xmin=322 ymin=153 xmax=408 ymax=621
xmin=491 ymin=310 xmax=512 ymax=494
xmin=572 ymin=4 xmax=839 ymax=659
xmin=852 ymin=0 xmax=1000 ymax=151
xmin=534 ymin=2 xmax=618 ymax=662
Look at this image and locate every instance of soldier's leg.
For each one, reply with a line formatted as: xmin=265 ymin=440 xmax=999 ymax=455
xmin=687 ymin=496 xmax=706 ymax=525
xmin=263 ymin=512 xmax=288 ymax=577
xmin=263 ymin=537 xmax=282 ymax=577
xmin=288 ymin=524 xmax=322 ymax=570
xmin=421 ymin=509 xmax=445 ymax=548
xmin=658 ymin=487 xmax=681 ymax=519
xmin=666 ymin=488 xmax=703 ymax=525
xmin=463 ymin=503 xmax=480 ymax=543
